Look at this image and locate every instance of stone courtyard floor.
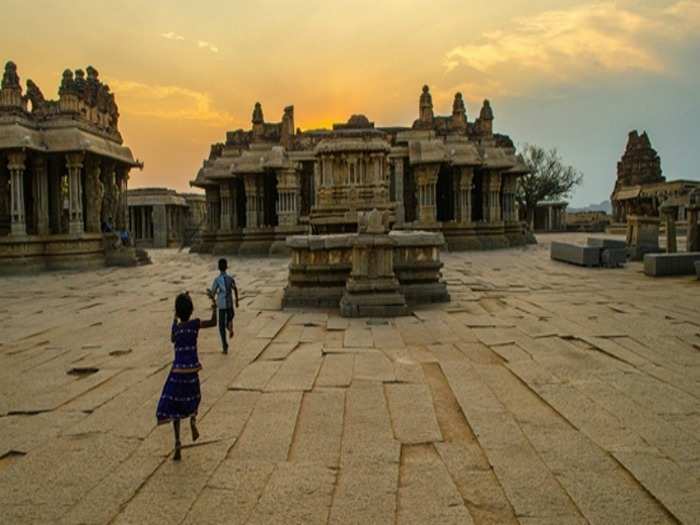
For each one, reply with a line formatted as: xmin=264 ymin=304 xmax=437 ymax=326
xmin=1 ymin=232 xmax=699 ymax=524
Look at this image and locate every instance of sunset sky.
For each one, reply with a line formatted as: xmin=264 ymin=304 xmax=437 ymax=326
xmin=2 ymin=0 xmax=699 ymax=206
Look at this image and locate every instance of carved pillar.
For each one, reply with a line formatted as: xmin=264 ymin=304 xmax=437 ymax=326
xmin=491 ymin=173 xmax=502 ymax=223
xmin=219 ymin=183 xmax=231 ymax=232
xmin=277 ymin=168 xmax=300 ymax=227
xmin=83 ymin=156 xmax=102 ymax=233
xmin=230 ymin=182 xmax=238 ymax=229
xmin=8 ymin=151 xmax=27 ymax=236
xmin=392 ymin=158 xmax=405 ymax=226
xmin=415 ymin=165 xmax=438 ymax=224
xmin=244 ymin=174 xmax=259 ymax=228
xmin=459 ymin=167 xmax=474 ymax=225
xmin=32 ymin=156 xmax=50 ymax=235
xmin=114 ymin=167 xmax=129 ymax=231
xmin=101 ymin=161 xmax=117 ymax=224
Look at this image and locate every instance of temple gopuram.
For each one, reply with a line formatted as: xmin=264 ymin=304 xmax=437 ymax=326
xmin=0 ymin=61 xmax=141 ymax=272
xmin=611 ymin=130 xmax=699 ymax=224
xmin=191 ymin=86 xmax=529 ymax=255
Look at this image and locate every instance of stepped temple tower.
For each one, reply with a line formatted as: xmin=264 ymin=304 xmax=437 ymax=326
xmin=191 ymin=86 xmax=529 ymax=254
xmin=0 ymin=61 xmax=141 ymax=272
xmin=611 ymin=130 xmax=699 ymax=223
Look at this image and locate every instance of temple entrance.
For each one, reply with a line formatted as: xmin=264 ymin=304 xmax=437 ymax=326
xmin=234 ymin=178 xmax=246 ymax=228
xmin=403 ymin=166 xmax=417 ymax=223
xmin=436 ymin=165 xmax=455 ymax=222
xmin=263 ymin=173 xmax=278 ymax=227
xmin=471 ymin=170 xmax=484 ymax=222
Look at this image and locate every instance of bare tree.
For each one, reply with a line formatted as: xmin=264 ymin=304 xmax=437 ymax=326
xmin=517 ymin=144 xmax=583 ymax=227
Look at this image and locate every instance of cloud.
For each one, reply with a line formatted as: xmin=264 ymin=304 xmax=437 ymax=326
xmin=197 ymin=40 xmax=219 ymax=53
xmin=109 ymin=80 xmax=232 ymax=125
xmin=160 ymin=31 xmax=185 ymax=41
xmin=444 ymin=1 xmax=700 ymax=95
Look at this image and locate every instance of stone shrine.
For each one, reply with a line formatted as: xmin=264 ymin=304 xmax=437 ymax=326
xmin=191 ymin=85 xmax=529 ymax=255
xmin=339 ymin=210 xmax=409 ymax=318
xmin=0 ymin=61 xmax=141 ymax=272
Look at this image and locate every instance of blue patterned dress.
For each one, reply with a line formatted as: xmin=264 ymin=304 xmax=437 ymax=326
xmin=156 ymin=319 xmax=202 ymax=424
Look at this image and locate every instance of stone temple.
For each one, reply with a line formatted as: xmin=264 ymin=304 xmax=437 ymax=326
xmin=610 ymin=130 xmax=699 ymax=224
xmin=0 ymin=61 xmax=141 ymax=272
xmin=191 ymin=86 xmax=529 ymax=255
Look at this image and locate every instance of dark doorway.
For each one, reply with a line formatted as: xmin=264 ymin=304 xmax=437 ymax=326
xmin=436 ymin=165 xmax=454 ymax=222
xmin=403 ymin=166 xmax=417 ymax=223
xmin=234 ymin=178 xmax=246 ymax=228
xmin=471 ymin=170 xmax=484 ymax=222
xmin=300 ymin=161 xmax=314 ymax=216
xmin=263 ymin=174 xmax=278 ymax=227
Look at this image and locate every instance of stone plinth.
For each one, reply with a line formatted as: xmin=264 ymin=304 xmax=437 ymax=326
xmin=550 ymin=242 xmax=601 ymax=267
xmin=339 ymin=221 xmax=408 ymax=318
xmin=282 ymin=228 xmax=449 ymax=313
xmin=626 ymin=215 xmax=661 ymax=261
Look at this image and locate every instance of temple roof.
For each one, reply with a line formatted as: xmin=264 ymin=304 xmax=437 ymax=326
xmin=127 ymin=187 xmax=187 ymax=206
xmin=0 ymin=118 xmax=140 ymax=166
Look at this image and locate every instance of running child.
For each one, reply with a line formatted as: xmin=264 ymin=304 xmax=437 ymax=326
xmin=209 ymin=258 xmax=239 ymax=354
xmin=156 ymin=291 xmax=217 ymax=461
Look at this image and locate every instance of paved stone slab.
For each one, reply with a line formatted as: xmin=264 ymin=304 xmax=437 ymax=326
xmin=229 ymin=391 xmax=303 ymax=462
xmin=385 ymin=383 xmax=442 ymax=444
xmin=289 ymin=390 xmax=345 ymax=467
xmin=265 ymin=343 xmax=322 ymax=392
xmin=315 ymin=354 xmax=354 ymax=387
xmin=245 ymin=462 xmax=336 ymax=525
xmin=229 ymin=361 xmax=282 ymax=391
xmin=397 ymin=445 xmax=473 ymax=525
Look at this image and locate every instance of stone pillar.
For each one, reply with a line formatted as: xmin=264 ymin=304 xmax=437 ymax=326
xmin=687 ymin=209 xmax=699 ymax=252
xmin=32 ymin=156 xmax=50 ymax=235
xmin=84 ymin=156 xmax=103 ymax=233
xmin=487 ymin=172 xmax=502 ymax=223
xmin=8 ymin=151 xmax=27 ymax=236
xmin=65 ymin=153 xmax=85 ymax=235
xmin=244 ymin=175 xmax=259 ymax=228
xmin=114 ymin=167 xmax=129 ymax=231
xmin=459 ymin=167 xmax=474 ymax=225
xmin=153 ymin=204 xmax=167 ymax=247
xmin=415 ymin=165 xmax=438 ymax=224
xmin=230 ymin=182 xmax=238 ymax=229
xmin=219 ymin=183 xmax=232 ymax=232
xmin=662 ymin=210 xmax=677 ymax=253
xmin=393 ymin=158 xmax=405 ymax=226
xmin=101 ymin=161 xmax=116 ymax=224
xmin=277 ymin=168 xmax=300 ymax=227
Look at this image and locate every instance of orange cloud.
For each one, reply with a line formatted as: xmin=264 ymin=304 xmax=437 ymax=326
xmin=109 ymin=80 xmax=232 ymax=125
xmin=443 ymin=1 xmax=700 ymax=95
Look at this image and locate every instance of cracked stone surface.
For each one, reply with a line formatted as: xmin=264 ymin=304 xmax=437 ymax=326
xmin=1 ymin=233 xmax=699 ymax=524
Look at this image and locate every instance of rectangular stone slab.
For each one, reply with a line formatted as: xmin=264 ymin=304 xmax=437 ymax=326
xmin=643 ymin=252 xmax=700 ymax=276
xmin=550 ymin=242 xmax=601 ymax=267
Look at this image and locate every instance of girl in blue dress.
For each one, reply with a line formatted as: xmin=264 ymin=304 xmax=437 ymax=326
xmin=156 ymin=292 xmax=217 ymax=460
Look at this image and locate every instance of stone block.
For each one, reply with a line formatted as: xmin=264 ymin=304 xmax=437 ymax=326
xmin=643 ymin=252 xmax=700 ymax=277
xmin=587 ymin=238 xmax=626 ymax=249
xmin=550 ymin=242 xmax=601 ymax=267
xmin=600 ymin=248 xmax=627 ymax=268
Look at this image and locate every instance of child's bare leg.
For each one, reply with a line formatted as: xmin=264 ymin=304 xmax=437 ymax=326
xmin=190 ymin=415 xmax=199 ymax=442
xmin=173 ymin=419 xmax=182 ymax=461
xmin=228 ymin=319 xmax=233 ymax=338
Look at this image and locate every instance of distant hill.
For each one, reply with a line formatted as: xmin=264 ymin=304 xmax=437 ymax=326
xmin=567 ymin=200 xmax=612 ymax=214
